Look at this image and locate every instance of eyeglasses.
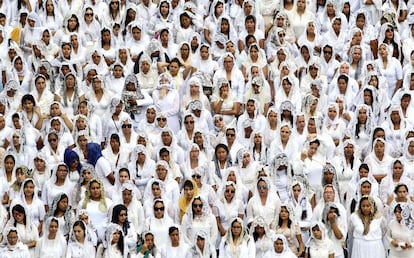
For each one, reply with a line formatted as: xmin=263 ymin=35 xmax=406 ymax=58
xmin=48 ymin=138 xmax=57 ymax=142
xmin=122 ymin=124 xmax=132 ymax=128
xmin=257 ymin=185 xmax=268 ymax=190
xmin=309 ymin=66 xmax=318 ymax=70
xmin=119 ymin=213 xmax=127 ymax=217
xmin=225 ymin=189 xmax=235 ymax=193
xmin=226 ymin=133 xmax=235 ymax=137
xmin=278 ymin=33 xmax=286 ymax=37
xmin=386 ymin=28 xmax=394 ymax=33
xmin=193 ymin=203 xmax=203 ymax=208
xmin=192 ymin=174 xmax=201 ymax=179
xmin=184 ymin=120 xmax=194 ymax=124
xmin=157 ymin=117 xmax=167 ymax=122
xmin=154 ymin=207 xmax=165 ymax=211
xmin=85 ymin=13 xmax=94 ymax=16
xmin=214 ymin=117 xmax=223 ymax=123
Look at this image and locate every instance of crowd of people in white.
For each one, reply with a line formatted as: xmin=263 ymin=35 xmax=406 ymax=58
xmin=1 ymin=0 xmax=414 ymax=257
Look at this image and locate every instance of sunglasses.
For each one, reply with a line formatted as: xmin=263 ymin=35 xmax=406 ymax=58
xmin=324 ymin=50 xmax=332 ymax=54
xmin=278 ymin=33 xmax=286 ymax=37
xmin=386 ymin=28 xmax=394 ymax=33
xmin=122 ymin=124 xmax=132 ymax=129
xmin=226 ymin=133 xmax=235 ymax=137
xmin=157 ymin=117 xmax=167 ymax=122
xmin=215 ymin=117 xmax=223 ymax=122
xmin=225 ymin=189 xmax=235 ymax=193
xmin=192 ymin=174 xmax=201 ymax=179
xmin=184 ymin=120 xmax=194 ymax=124
xmin=85 ymin=13 xmax=94 ymax=16
xmin=48 ymin=138 xmax=57 ymax=142
xmin=193 ymin=203 xmax=203 ymax=208
xmin=154 ymin=207 xmax=165 ymax=211
xmin=257 ymin=185 xmax=268 ymax=190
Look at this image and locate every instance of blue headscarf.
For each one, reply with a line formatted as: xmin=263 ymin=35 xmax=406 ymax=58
xmin=64 ymin=148 xmax=81 ymax=173
xmin=87 ymin=143 xmax=102 ymax=166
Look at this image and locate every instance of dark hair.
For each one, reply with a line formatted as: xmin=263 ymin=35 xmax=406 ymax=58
xmin=278 ymin=206 xmax=292 ymax=228
xmin=245 ymin=34 xmax=256 ymax=45
xmin=118 ymin=167 xmax=130 ymax=177
xmin=159 ymin=147 xmax=170 ymax=156
xmin=100 ymin=28 xmax=111 ymax=47
xmin=110 ymin=133 xmax=120 ymax=143
xmin=54 ymin=193 xmax=69 ymax=216
xmin=73 ymin=220 xmax=86 ymax=232
xmin=394 ymin=184 xmax=408 ymax=195
xmin=358 ymin=164 xmax=368 ymax=174
xmin=168 ymin=226 xmax=179 ymax=235
xmin=23 ymin=179 xmax=35 ymax=197
xmin=183 ymin=179 xmax=194 ymax=189
xmin=21 ymin=94 xmax=36 ymax=106
xmin=245 ymin=14 xmax=256 ymax=24
xmin=337 ymin=74 xmax=348 ymax=84
xmin=215 ymin=143 xmax=229 ymax=156
xmin=169 ymin=57 xmax=182 ymax=68
xmin=67 ymin=14 xmax=80 ymax=31
xmin=111 ymin=204 xmax=130 ymax=235
xmin=12 ymin=204 xmax=26 ymax=226
xmin=394 ymin=204 xmax=402 ymax=213
xmin=153 ymin=199 xmax=164 ymax=208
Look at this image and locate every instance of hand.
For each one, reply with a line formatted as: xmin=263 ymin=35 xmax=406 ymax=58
xmin=300 ymin=151 xmax=307 ymax=161
xmin=140 ymin=243 xmax=148 ymax=253
xmin=391 ymin=240 xmax=399 ymax=247
xmin=327 ymin=212 xmax=337 ymax=223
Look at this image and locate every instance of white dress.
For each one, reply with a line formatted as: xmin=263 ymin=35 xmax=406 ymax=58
xmin=350 ymin=213 xmax=386 ymax=258
xmin=387 ymin=219 xmax=414 ymax=258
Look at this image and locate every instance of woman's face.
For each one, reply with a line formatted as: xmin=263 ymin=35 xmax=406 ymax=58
xmin=89 ymin=181 xmax=101 ymax=200
xmin=122 ymin=189 xmax=132 ymax=204
xmin=327 ymin=106 xmax=337 ymax=120
xmin=118 ymin=209 xmax=127 ymax=223
xmin=352 ymin=48 xmax=362 ymax=62
xmin=102 ymin=31 xmax=111 ymax=44
xmin=274 ymin=239 xmax=284 ymax=253
xmin=23 ymin=181 xmax=35 ymax=197
xmin=153 ymin=202 xmax=165 ymax=219
xmin=220 ymin=19 xmax=229 ymax=33
xmin=111 ymin=230 xmax=121 ymax=245
xmin=216 ymin=146 xmax=228 ymax=161
xmin=282 ymin=80 xmax=292 ymax=94
xmin=312 ymin=226 xmax=322 ymax=239
xmin=58 ymin=196 xmax=68 ymax=211
xmin=49 ymin=220 xmax=58 ymax=236
xmin=224 ymin=185 xmax=235 ymax=201
xmin=13 ymin=210 xmax=25 ymax=224
xmin=363 ymin=90 xmax=372 ymax=105
xmin=358 ymin=108 xmax=367 ymax=123
xmin=360 ymin=181 xmax=371 ymax=195
xmin=180 ymin=44 xmax=190 ymax=60
xmin=113 ymin=65 xmax=123 ymax=78
xmin=378 ymin=44 xmax=388 ymax=58
xmin=73 ymin=225 xmax=85 ymax=242
xmin=65 ymin=75 xmax=76 ymax=89
xmin=200 ymin=46 xmax=209 ymax=60
xmin=231 ymin=221 xmax=242 ymax=237
xmin=280 ymin=207 xmax=289 ymax=220
xmin=374 ymin=141 xmax=385 ymax=157
xmin=160 ymin=2 xmax=169 ymax=16
xmin=257 ymin=180 xmax=268 ymax=197
xmin=119 ymin=171 xmax=129 ymax=184
xmin=280 ymin=125 xmax=291 ymax=142
xmin=360 ymin=199 xmax=371 ymax=216
xmin=392 ymin=161 xmax=403 ymax=179
xmin=82 ymin=170 xmax=92 ymax=183
xmin=14 ymin=58 xmax=23 ymax=71
xmin=48 ymin=134 xmax=59 ymax=148
xmin=168 ymin=61 xmax=179 ymax=76
xmin=34 ymin=158 xmax=45 ymax=171
xmin=249 ymin=47 xmax=259 ymax=60
xmin=396 ymin=186 xmax=408 ymax=200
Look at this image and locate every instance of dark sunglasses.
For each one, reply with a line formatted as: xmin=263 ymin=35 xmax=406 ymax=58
xmin=122 ymin=124 xmax=132 ymax=129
